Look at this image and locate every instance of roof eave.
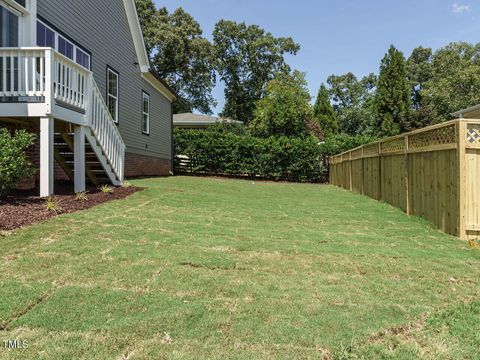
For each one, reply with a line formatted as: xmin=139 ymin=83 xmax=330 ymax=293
xmin=123 ymin=0 xmax=177 ymax=102
xmin=451 ymin=104 xmax=480 ymax=118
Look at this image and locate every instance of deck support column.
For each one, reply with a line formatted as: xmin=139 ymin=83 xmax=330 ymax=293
xmin=40 ymin=116 xmax=54 ymax=197
xmin=74 ymin=125 xmax=86 ymax=193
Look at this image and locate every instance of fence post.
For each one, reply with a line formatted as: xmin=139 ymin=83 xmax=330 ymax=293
xmin=378 ymin=142 xmax=382 ymax=201
xmin=457 ymin=120 xmax=467 ymax=240
xmin=349 ymin=151 xmax=353 ymax=191
xmin=361 ymin=146 xmax=365 ymax=195
xmin=405 ymin=135 xmax=410 ymax=215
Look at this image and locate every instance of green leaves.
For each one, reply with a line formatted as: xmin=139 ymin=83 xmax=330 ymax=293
xmin=421 ymin=42 xmax=480 ymax=121
xmin=374 ymin=45 xmax=411 ymax=137
xmin=327 ymin=72 xmax=376 ymax=136
xmin=174 ymin=127 xmax=374 ymax=183
xmin=249 ymin=71 xmax=312 ymax=138
xmin=174 ymin=127 xmax=322 ymax=182
xmin=135 ymin=2 xmax=217 ymax=114
xmin=0 ymin=128 xmax=36 ymax=197
xmin=213 ymin=20 xmax=300 ymax=123
xmin=313 ymin=84 xmax=339 ymax=138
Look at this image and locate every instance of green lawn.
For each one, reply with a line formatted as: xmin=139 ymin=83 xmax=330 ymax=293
xmin=0 ymin=177 xmax=479 ymax=360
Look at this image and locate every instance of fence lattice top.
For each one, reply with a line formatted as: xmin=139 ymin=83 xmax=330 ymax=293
xmin=381 ymin=137 xmax=405 ymax=153
xmin=329 ymin=119 xmax=480 ymax=164
xmin=409 ymin=123 xmax=456 ymax=150
xmin=467 ymin=124 xmax=480 ymax=144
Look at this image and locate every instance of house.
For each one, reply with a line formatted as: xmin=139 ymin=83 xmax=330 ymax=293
xmin=173 ymin=113 xmax=243 ymax=129
xmin=0 ymin=0 xmax=177 ymax=197
xmin=452 ymin=104 xmax=480 ymax=119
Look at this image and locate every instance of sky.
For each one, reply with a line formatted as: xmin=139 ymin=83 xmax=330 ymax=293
xmin=154 ymin=0 xmax=479 ymax=115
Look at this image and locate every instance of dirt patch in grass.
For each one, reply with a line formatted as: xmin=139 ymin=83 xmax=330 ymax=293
xmin=0 ymin=183 xmax=142 ymax=231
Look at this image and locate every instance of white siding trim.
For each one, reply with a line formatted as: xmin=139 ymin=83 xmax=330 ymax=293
xmin=122 ymin=0 xmax=176 ymax=102
xmin=141 ymin=72 xmax=176 ymax=102
xmin=122 ymin=0 xmax=149 ymax=70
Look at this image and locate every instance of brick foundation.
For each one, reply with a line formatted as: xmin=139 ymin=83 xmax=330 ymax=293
xmin=125 ymin=152 xmax=172 ymax=178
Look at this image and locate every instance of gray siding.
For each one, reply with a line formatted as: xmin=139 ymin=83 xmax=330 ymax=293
xmin=37 ymin=0 xmax=172 ymax=159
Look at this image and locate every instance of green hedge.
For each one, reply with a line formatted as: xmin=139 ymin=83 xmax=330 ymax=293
xmin=174 ymin=127 xmax=374 ymax=183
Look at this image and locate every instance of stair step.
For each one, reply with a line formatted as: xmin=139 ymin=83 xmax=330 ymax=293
xmin=65 ymin=161 xmax=101 ymax=166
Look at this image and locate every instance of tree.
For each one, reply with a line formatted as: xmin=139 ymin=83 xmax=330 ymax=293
xmin=407 ymin=47 xmax=433 ymax=110
xmin=374 ymin=45 xmax=411 ymax=136
xmin=313 ymin=84 xmax=338 ymax=138
xmin=327 ymin=72 xmax=376 ymax=136
xmin=135 ymin=2 xmax=217 ymax=114
xmin=421 ymin=42 xmax=480 ymax=121
xmin=249 ymin=71 xmax=313 ymax=138
xmin=405 ymin=47 xmax=435 ymax=130
xmin=134 ymin=0 xmax=158 ymax=56
xmin=213 ymin=20 xmax=300 ymax=123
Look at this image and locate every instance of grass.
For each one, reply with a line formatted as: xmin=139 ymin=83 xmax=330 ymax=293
xmin=0 ymin=176 xmax=479 ymax=359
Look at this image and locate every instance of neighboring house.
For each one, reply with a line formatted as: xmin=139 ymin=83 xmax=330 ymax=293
xmin=452 ymin=104 xmax=480 ymax=119
xmin=173 ymin=113 xmax=243 ymax=129
xmin=0 ymin=0 xmax=176 ymax=197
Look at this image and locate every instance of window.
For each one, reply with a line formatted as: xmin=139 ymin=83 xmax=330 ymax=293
xmin=36 ymin=20 xmax=90 ymax=69
xmin=13 ymin=0 xmax=26 ymax=7
xmin=36 ymin=21 xmax=55 ymax=48
xmin=76 ymin=48 xmax=90 ymax=69
xmin=58 ymin=36 xmax=73 ymax=59
xmin=1 ymin=4 xmax=21 ymax=47
xmin=107 ymin=68 xmax=119 ymax=123
xmin=142 ymin=91 xmax=150 ymax=134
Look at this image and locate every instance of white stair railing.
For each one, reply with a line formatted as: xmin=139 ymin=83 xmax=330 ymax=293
xmin=88 ymin=79 xmax=125 ymax=182
xmin=0 ymin=47 xmax=125 ymax=184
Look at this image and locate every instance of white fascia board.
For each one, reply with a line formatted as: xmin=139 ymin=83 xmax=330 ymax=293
xmin=122 ymin=0 xmax=176 ymax=102
xmin=141 ymin=72 xmax=177 ymax=102
xmin=122 ymin=0 xmax=150 ymax=70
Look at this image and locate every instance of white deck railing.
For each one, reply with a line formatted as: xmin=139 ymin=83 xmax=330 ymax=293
xmin=0 ymin=47 xmax=125 ymax=183
xmin=0 ymin=47 xmax=47 ymax=97
xmin=53 ymin=51 xmax=88 ymax=110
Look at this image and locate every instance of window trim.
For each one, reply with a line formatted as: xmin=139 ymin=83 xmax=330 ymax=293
xmin=107 ymin=66 xmax=119 ymax=124
xmin=0 ymin=0 xmax=28 ymax=15
xmin=142 ymin=91 xmax=150 ymax=135
xmin=36 ymin=18 xmax=91 ymax=70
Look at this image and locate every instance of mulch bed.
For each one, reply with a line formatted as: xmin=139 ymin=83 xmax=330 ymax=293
xmin=0 ymin=182 xmax=142 ymax=231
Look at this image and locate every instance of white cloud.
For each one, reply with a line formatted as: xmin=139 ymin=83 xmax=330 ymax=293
xmin=452 ymin=3 xmax=471 ymax=13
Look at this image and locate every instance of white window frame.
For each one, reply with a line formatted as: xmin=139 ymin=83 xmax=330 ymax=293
xmin=36 ymin=20 xmax=90 ymax=69
xmin=142 ymin=91 xmax=150 ymax=134
xmin=107 ymin=67 xmax=119 ymax=124
xmin=0 ymin=2 xmax=23 ymax=47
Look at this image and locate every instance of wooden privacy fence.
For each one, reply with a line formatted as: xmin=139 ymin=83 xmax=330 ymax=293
xmin=329 ymin=119 xmax=480 ymax=240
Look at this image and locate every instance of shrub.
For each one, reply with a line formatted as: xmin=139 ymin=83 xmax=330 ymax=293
xmin=99 ymin=184 xmax=114 ymax=194
xmin=74 ymin=191 xmax=89 ymax=202
xmin=174 ymin=128 xmax=375 ymax=183
xmin=0 ymin=128 xmax=36 ymax=197
xmin=45 ymin=196 xmax=63 ymax=213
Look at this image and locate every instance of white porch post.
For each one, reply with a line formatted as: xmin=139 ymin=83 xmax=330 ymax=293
xmin=40 ymin=116 xmax=54 ymax=197
xmin=74 ymin=126 xmax=86 ymax=193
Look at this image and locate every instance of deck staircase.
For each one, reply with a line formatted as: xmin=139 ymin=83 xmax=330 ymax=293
xmin=53 ymin=130 xmax=112 ymax=185
xmin=0 ymin=47 xmax=126 ymax=187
